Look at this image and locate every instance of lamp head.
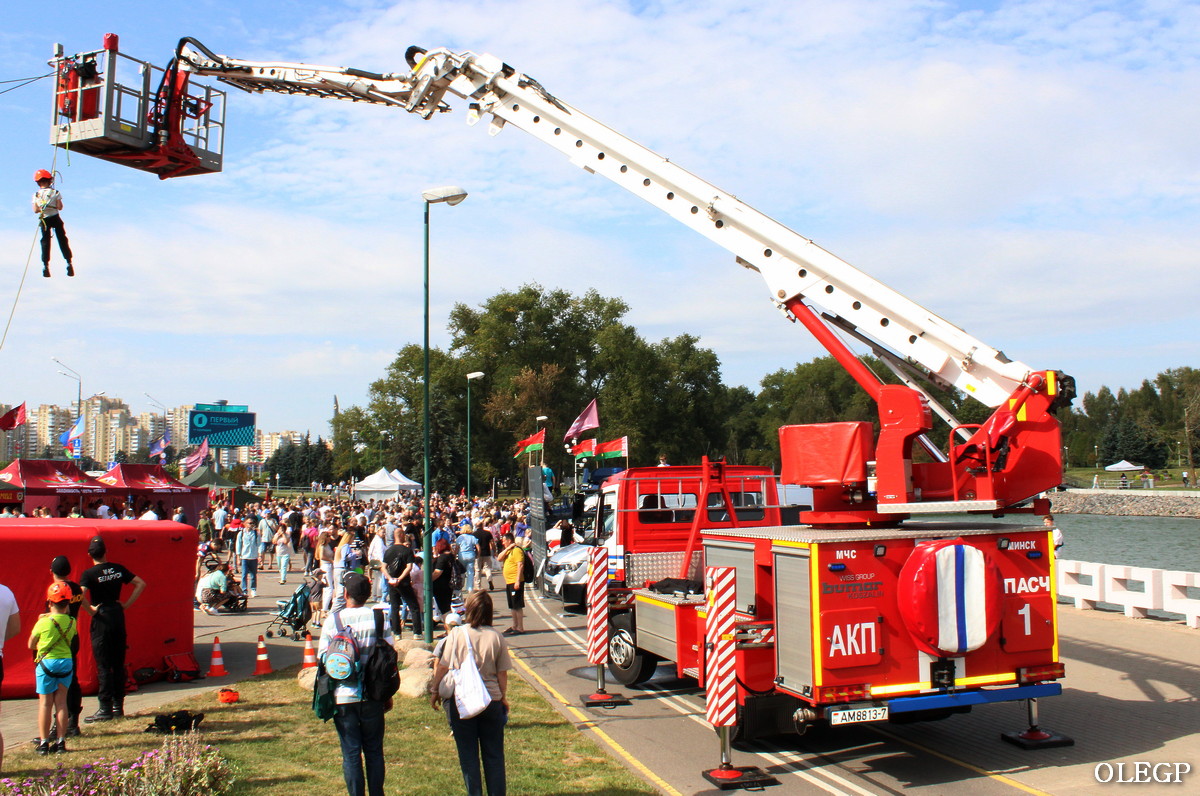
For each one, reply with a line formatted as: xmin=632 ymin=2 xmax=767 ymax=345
xmin=466 ymin=371 xmax=485 ymax=380
xmin=421 ymin=186 xmax=468 ymax=206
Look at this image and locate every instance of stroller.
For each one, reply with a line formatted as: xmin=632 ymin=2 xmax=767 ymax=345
xmin=265 ymin=576 xmax=314 ymax=639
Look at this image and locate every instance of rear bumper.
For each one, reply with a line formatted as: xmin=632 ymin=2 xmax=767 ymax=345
xmin=887 ymin=682 xmax=1062 ymax=714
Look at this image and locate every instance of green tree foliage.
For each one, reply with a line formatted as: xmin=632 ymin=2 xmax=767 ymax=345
xmin=329 ymin=283 xmax=1197 ymax=491
xmin=263 ymin=434 xmax=335 ymax=488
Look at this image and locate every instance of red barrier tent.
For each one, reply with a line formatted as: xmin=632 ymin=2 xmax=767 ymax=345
xmin=0 ymin=459 xmax=107 ymax=515
xmin=96 ymin=464 xmax=207 ymax=524
xmin=0 ymin=519 xmax=197 ymax=699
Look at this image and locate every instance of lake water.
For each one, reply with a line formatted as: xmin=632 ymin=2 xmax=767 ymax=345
xmin=946 ymin=513 xmax=1199 ymax=572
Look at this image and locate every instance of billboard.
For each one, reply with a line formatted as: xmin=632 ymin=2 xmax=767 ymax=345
xmin=188 ymin=409 xmax=256 ymax=447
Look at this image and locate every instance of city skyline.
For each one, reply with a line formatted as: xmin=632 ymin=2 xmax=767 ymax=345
xmin=0 ymin=397 xmax=308 ymax=469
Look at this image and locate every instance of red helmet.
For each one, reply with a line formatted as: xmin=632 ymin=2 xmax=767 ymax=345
xmin=33 ymin=169 xmax=53 ymax=183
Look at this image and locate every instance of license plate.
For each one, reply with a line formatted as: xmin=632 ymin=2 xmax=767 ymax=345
xmin=827 ymin=704 xmax=888 ymax=726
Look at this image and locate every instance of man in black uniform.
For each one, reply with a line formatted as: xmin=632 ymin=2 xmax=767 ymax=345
xmin=79 ymin=537 xmax=146 ymax=722
xmin=49 ymin=556 xmax=84 ymax=736
xmin=382 ymin=538 xmax=421 ymax=637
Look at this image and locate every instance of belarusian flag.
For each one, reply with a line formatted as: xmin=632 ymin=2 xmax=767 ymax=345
xmin=513 ymin=428 xmax=546 ymax=458
xmin=570 ymin=438 xmax=595 ymax=459
xmin=595 ymin=436 xmax=628 ymax=459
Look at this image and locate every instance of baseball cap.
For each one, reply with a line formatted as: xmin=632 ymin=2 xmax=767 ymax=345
xmin=87 ymin=536 xmax=106 ymax=559
xmin=341 ymin=572 xmax=371 ymax=602
xmin=47 ymin=581 xmax=73 ymax=603
xmin=50 ymin=555 xmax=71 ymax=577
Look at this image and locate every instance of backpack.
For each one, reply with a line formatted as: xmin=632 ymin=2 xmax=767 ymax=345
xmin=362 ymin=610 xmax=400 ymax=703
xmin=321 ymin=612 xmax=360 ymax=681
xmin=342 ymin=544 xmax=363 ymax=574
xmin=449 ymin=556 xmax=466 ymax=592
xmin=520 ymin=546 xmax=534 ymax=583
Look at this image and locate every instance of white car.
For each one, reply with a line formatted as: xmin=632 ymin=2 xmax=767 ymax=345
xmin=544 ymin=541 xmax=595 ymax=606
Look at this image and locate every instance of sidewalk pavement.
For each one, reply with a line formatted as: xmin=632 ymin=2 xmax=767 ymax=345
xmin=1 ymin=565 xmax=318 ymax=756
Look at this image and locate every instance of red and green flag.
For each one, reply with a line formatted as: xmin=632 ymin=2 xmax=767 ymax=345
xmin=595 ymin=436 xmax=628 ymax=459
xmin=570 ymin=438 xmax=595 ymax=460
xmin=513 ymin=428 xmax=546 ymax=458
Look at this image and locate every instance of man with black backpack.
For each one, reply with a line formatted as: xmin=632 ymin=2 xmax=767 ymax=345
xmin=316 ymin=572 xmax=395 ymax=796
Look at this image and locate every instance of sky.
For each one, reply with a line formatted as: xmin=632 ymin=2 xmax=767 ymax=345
xmin=0 ymin=0 xmax=1196 ymax=438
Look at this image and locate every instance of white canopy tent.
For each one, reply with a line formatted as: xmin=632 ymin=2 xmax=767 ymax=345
xmin=390 ymin=469 xmax=423 ymax=491
xmin=355 ymin=468 xmax=405 ymax=501
xmin=1104 ymin=460 xmax=1143 ymax=471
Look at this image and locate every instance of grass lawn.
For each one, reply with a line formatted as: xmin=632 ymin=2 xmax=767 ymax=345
xmin=4 ymin=665 xmax=658 ymax=795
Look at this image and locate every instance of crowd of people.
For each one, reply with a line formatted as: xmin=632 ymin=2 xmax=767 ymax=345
xmin=194 ymin=490 xmax=548 ymax=796
xmin=1 ymin=489 xmax=556 ymax=795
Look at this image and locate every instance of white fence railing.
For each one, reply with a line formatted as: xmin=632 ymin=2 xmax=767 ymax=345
xmin=1057 ymin=560 xmax=1200 ymax=629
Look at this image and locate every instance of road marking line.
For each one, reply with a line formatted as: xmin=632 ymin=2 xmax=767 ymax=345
xmin=867 ymin=726 xmax=1053 ymax=796
xmin=510 ymin=651 xmax=683 ymax=796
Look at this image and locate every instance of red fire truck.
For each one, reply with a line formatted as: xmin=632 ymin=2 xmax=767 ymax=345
xmin=48 ymin=34 xmax=1073 ymax=743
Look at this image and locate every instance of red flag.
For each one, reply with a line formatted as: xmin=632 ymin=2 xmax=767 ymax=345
xmin=183 ymin=437 xmax=210 ymax=474
xmin=563 ymin=398 xmax=599 ymax=442
xmin=595 ymin=436 xmax=628 ymax=459
xmin=0 ymin=402 xmax=26 ymax=431
xmin=513 ymin=428 xmax=546 ymax=458
xmin=570 ymin=438 xmax=596 ymax=459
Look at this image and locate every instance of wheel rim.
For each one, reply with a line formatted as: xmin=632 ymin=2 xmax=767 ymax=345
xmin=609 ymin=629 xmax=636 ymax=669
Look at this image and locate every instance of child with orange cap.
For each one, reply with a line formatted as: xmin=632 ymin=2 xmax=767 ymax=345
xmin=28 ymin=582 xmax=77 ymax=755
xmin=31 ymin=169 xmax=73 ymax=278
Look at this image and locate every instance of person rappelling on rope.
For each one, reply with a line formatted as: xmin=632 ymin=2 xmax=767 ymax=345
xmin=32 ymin=170 xmax=73 ymax=278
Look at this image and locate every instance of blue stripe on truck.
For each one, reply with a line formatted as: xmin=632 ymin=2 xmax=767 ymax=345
xmin=887 ymin=682 xmax=1062 ymax=714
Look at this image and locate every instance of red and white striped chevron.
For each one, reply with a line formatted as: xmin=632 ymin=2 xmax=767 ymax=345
xmin=586 ymin=546 xmax=610 ymax=664
xmin=705 ymin=566 xmax=737 ymax=728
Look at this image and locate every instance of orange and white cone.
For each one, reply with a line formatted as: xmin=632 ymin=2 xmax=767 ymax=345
xmin=207 ymin=636 xmax=228 ymax=678
xmin=301 ymin=633 xmax=318 ymax=669
xmin=253 ymin=635 xmax=273 ymax=675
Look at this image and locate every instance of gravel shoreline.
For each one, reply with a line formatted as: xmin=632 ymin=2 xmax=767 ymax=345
xmin=1048 ymin=490 xmax=1200 ymax=518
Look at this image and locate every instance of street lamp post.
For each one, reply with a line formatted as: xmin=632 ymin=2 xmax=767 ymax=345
xmin=535 ymin=415 xmax=548 ymax=466
xmin=421 ymin=185 xmax=468 ymax=643
xmin=145 ymin=392 xmax=167 ymax=462
xmin=52 ymin=357 xmax=82 ymax=459
xmin=466 ymin=371 xmax=484 ymax=499
xmin=379 ymin=431 xmax=390 ymax=469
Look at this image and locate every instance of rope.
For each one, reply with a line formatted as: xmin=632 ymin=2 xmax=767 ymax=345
xmin=1 ymin=123 xmax=66 ymax=352
xmin=0 ymin=73 xmax=51 ymax=97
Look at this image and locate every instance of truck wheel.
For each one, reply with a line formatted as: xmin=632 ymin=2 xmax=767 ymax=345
xmin=607 ymin=614 xmax=658 ymax=686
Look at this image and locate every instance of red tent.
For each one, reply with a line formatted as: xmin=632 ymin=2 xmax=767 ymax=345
xmin=96 ymin=464 xmax=208 ymax=525
xmin=0 ymin=459 xmax=108 ymax=516
xmin=0 ymin=519 xmax=197 ymax=699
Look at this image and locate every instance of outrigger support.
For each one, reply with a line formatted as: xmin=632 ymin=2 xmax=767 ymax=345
xmin=701 ymin=726 xmax=779 ymax=791
xmin=1000 ymin=697 xmax=1075 ymax=749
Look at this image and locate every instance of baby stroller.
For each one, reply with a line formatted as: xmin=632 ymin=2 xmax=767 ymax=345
xmin=265 ymin=577 xmax=314 ymax=639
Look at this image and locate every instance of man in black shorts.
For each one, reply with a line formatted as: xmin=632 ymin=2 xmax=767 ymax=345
xmin=382 ymin=537 xmax=422 ymax=637
xmin=79 ymin=537 xmax=146 ymax=722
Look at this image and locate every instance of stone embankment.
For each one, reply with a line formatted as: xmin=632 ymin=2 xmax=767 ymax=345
xmin=1049 ymin=490 xmax=1200 ymax=518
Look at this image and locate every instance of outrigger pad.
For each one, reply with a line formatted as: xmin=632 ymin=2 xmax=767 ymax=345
xmin=701 ymin=765 xmax=780 ymax=791
xmin=1001 ymin=727 xmax=1075 ymax=749
xmin=579 ymin=690 xmax=631 ymax=708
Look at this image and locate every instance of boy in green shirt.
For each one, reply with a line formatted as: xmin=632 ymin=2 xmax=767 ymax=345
xmin=28 ymin=582 xmax=77 ymax=755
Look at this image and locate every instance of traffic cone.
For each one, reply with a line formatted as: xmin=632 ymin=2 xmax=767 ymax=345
xmin=301 ymin=633 xmax=318 ymax=669
xmin=253 ymin=635 xmax=273 ymax=675
xmin=207 ymin=636 xmax=228 ymax=678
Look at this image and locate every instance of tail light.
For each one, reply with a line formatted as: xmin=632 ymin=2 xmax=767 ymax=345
xmin=815 ymin=683 xmax=872 ymax=703
xmin=1017 ymin=663 xmax=1065 ymax=683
